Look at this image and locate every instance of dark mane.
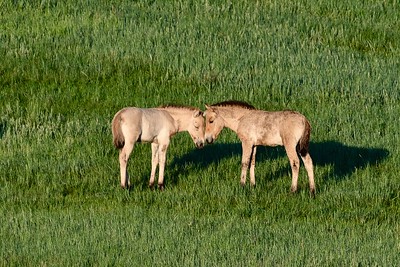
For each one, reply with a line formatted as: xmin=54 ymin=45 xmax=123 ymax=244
xmin=210 ymin=100 xmax=256 ymax=110
xmin=158 ymin=104 xmax=199 ymax=111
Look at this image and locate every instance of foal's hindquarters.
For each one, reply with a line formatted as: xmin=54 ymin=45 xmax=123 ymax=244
xmin=282 ymin=116 xmax=315 ymax=197
xmin=282 ymin=129 xmax=315 ymax=197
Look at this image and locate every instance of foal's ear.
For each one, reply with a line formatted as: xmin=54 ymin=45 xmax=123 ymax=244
xmin=193 ymin=110 xmax=203 ymax=118
xmin=205 ymin=105 xmax=217 ymax=115
xmin=205 ymin=104 xmax=215 ymax=112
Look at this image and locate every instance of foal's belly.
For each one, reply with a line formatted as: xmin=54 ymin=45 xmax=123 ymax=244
xmin=257 ymin=136 xmax=283 ymax=146
xmin=255 ymin=130 xmax=283 ymax=147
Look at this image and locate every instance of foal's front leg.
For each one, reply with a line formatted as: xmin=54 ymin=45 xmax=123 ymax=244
xmin=240 ymin=142 xmax=253 ymax=186
xmin=149 ymin=143 xmax=159 ymax=189
xmin=157 ymin=143 xmax=169 ymax=191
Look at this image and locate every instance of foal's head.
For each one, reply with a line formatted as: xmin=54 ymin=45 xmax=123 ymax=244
xmin=204 ymin=105 xmax=225 ymax=144
xmin=188 ymin=109 xmax=205 ymax=149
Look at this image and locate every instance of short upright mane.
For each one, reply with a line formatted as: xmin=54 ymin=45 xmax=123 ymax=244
xmin=211 ymin=100 xmax=256 ymax=110
xmin=158 ymin=104 xmax=199 ymax=111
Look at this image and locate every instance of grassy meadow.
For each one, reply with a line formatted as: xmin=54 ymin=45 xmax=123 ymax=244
xmin=1 ymin=0 xmax=399 ymax=265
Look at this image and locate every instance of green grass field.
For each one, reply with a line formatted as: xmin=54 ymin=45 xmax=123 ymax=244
xmin=1 ymin=0 xmax=399 ymax=265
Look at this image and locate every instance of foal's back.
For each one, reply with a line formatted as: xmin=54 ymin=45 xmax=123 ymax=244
xmin=237 ymin=110 xmax=308 ymax=147
xmin=118 ymin=107 xmax=176 ymax=143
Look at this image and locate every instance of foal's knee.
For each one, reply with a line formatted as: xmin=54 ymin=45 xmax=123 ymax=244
xmin=119 ymin=151 xmax=127 ymax=163
xmin=291 ymin=158 xmax=300 ymax=169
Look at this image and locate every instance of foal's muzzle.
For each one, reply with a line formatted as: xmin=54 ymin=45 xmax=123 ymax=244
xmin=206 ymin=136 xmax=214 ymax=144
xmin=196 ymin=140 xmax=204 ymax=149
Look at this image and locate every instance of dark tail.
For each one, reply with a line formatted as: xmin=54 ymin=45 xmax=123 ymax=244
xmin=112 ymin=111 xmax=125 ymax=149
xmin=297 ymin=118 xmax=311 ymax=157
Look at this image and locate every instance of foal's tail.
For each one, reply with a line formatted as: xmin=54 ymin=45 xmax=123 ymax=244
xmin=112 ymin=110 xmax=125 ymax=149
xmin=297 ymin=118 xmax=311 ymax=157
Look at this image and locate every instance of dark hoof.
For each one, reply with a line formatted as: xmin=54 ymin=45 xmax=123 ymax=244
xmin=310 ymin=188 xmax=316 ymax=198
xmin=158 ymin=184 xmax=165 ymax=191
xmin=121 ymin=184 xmax=130 ymax=190
xmin=149 ymin=183 xmax=155 ymax=190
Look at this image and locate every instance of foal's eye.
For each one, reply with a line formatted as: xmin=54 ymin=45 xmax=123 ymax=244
xmin=209 ymin=120 xmax=214 ymax=124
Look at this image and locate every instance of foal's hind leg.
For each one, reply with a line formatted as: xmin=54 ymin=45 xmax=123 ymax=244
xmin=249 ymin=146 xmax=257 ymax=186
xmin=301 ymin=152 xmax=316 ymax=197
xmin=119 ymin=142 xmax=134 ymax=189
xmin=284 ymin=143 xmax=300 ymax=193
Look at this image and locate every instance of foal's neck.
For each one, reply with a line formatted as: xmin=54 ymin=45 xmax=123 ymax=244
xmin=164 ymin=108 xmax=191 ymax=132
xmin=218 ymin=108 xmax=250 ymax=132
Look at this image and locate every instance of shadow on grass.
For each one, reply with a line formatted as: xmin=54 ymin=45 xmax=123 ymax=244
xmin=0 ymin=122 xmax=6 ymax=139
xmin=310 ymin=141 xmax=388 ymax=178
xmin=168 ymin=141 xmax=389 ymax=185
